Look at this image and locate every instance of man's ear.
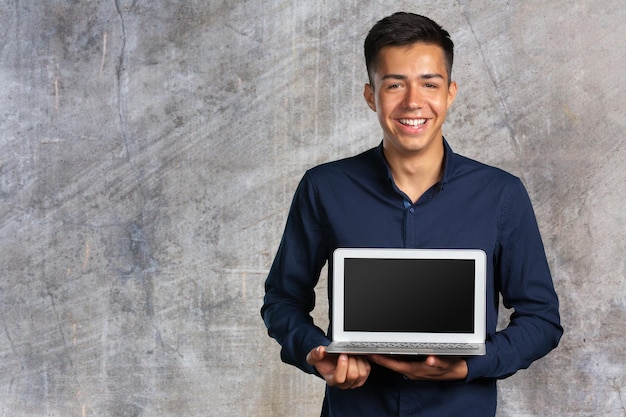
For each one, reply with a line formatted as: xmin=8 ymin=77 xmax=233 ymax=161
xmin=447 ymin=80 xmax=458 ymax=109
xmin=363 ymin=83 xmax=377 ymax=112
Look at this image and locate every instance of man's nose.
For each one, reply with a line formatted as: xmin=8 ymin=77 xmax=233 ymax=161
xmin=403 ymin=86 xmax=424 ymax=109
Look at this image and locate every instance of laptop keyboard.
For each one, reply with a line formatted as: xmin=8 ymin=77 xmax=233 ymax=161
xmin=341 ymin=342 xmax=481 ymax=351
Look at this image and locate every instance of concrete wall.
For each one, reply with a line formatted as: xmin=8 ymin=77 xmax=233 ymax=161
xmin=1 ymin=1 xmax=624 ymax=416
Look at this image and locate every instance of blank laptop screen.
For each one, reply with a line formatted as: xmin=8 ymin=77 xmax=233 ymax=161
xmin=343 ymin=258 xmax=475 ymax=333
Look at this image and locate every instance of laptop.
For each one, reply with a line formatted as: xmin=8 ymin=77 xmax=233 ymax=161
xmin=326 ymin=248 xmax=487 ymax=356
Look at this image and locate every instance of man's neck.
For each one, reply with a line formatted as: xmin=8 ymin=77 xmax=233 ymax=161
xmin=383 ymin=141 xmax=445 ymax=203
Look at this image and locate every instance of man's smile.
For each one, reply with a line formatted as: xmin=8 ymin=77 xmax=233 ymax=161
xmin=398 ymin=118 xmax=427 ymax=126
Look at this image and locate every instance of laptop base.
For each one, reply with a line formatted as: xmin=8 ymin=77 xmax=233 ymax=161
xmin=326 ymin=341 xmax=485 ymax=356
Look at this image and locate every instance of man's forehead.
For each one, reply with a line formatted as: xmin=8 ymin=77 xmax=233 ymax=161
xmin=374 ymin=44 xmax=448 ymax=77
xmin=377 ymin=43 xmax=447 ymax=62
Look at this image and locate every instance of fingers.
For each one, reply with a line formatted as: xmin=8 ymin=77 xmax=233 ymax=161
xmin=306 ymin=346 xmax=372 ymax=389
xmin=332 ymin=354 xmax=349 ymax=384
xmin=354 ymin=355 xmax=372 ymax=387
xmin=368 ymin=355 xmax=467 ymax=381
xmin=333 ymin=354 xmax=371 ymax=389
xmin=368 ymin=354 xmax=409 ymax=372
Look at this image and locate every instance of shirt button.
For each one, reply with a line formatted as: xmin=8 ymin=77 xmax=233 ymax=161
xmin=409 ymin=208 xmax=415 ymax=214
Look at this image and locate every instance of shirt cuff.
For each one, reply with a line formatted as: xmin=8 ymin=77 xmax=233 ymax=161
xmin=464 ymin=353 xmax=493 ymax=381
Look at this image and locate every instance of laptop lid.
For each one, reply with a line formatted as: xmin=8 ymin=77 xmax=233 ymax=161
xmin=330 ymin=248 xmax=486 ymax=350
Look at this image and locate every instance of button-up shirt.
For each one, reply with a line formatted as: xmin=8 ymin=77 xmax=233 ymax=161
xmin=262 ymin=140 xmax=562 ymax=416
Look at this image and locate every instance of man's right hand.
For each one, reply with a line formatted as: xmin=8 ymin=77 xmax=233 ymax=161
xmin=306 ymin=346 xmax=371 ymax=389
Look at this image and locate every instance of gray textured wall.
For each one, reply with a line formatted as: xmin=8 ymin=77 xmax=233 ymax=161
xmin=1 ymin=1 xmax=624 ymax=416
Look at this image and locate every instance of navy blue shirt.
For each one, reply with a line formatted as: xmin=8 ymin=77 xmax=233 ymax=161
xmin=262 ymin=140 xmax=562 ymax=416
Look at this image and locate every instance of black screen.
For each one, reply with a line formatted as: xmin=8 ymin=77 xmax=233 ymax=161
xmin=343 ymin=258 xmax=475 ymax=333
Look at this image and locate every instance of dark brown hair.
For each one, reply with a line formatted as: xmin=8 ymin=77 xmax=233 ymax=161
xmin=364 ymin=12 xmax=454 ymax=86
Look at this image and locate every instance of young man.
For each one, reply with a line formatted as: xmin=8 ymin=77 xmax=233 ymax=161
xmin=261 ymin=12 xmax=562 ymax=416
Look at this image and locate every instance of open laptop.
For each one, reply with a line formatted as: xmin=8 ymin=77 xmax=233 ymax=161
xmin=326 ymin=248 xmax=487 ymax=356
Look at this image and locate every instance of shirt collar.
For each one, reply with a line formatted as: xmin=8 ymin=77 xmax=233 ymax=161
xmin=374 ymin=137 xmax=456 ymax=192
xmin=440 ymin=137 xmax=455 ymax=191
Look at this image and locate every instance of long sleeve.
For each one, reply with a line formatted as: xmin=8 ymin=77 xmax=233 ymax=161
xmin=261 ymin=173 xmax=331 ymax=374
xmin=465 ymin=179 xmax=563 ymax=380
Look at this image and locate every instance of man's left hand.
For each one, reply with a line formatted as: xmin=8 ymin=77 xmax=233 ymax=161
xmin=368 ymin=354 xmax=468 ymax=381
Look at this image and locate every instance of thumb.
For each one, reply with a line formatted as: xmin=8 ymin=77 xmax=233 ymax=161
xmin=424 ymin=355 xmax=439 ymax=367
xmin=307 ymin=346 xmax=326 ymax=364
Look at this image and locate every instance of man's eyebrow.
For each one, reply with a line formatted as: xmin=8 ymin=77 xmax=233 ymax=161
xmin=381 ymin=74 xmax=408 ymax=81
xmin=380 ymin=73 xmax=445 ymax=81
xmin=420 ymin=73 xmax=445 ymax=80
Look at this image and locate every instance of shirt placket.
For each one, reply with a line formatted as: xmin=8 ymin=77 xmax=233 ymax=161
xmin=404 ymin=201 xmax=419 ymax=248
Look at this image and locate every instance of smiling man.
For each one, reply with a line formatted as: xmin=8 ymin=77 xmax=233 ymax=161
xmin=364 ymin=42 xmax=457 ymax=202
xmin=262 ymin=12 xmax=562 ymax=417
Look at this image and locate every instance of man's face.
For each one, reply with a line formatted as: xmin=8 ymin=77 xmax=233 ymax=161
xmin=364 ymin=43 xmax=457 ymax=158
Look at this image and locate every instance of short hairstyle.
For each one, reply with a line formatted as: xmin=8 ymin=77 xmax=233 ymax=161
xmin=364 ymin=12 xmax=454 ymax=86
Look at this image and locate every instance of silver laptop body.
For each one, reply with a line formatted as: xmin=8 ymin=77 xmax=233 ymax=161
xmin=326 ymin=248 xmax=486 ymax=356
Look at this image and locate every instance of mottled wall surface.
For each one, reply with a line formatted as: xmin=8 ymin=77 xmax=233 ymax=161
xmin=0 ymin=1 xmax=624 ymax=416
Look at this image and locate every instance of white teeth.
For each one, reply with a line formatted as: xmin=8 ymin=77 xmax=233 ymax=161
xmin=399 ymin=118 xmax=426 ymax=126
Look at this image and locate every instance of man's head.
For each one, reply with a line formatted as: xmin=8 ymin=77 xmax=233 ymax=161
xmin=362 ymin=12 xmax=458 ymax=162
xmin=364 ymin=12 xmax=454 ymax=87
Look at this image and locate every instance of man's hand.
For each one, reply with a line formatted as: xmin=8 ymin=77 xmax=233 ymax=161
xmin=306 ymin=346 xmax=371 ymax=389
xmin=368 ymin=354 xmax=468 ymax=381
